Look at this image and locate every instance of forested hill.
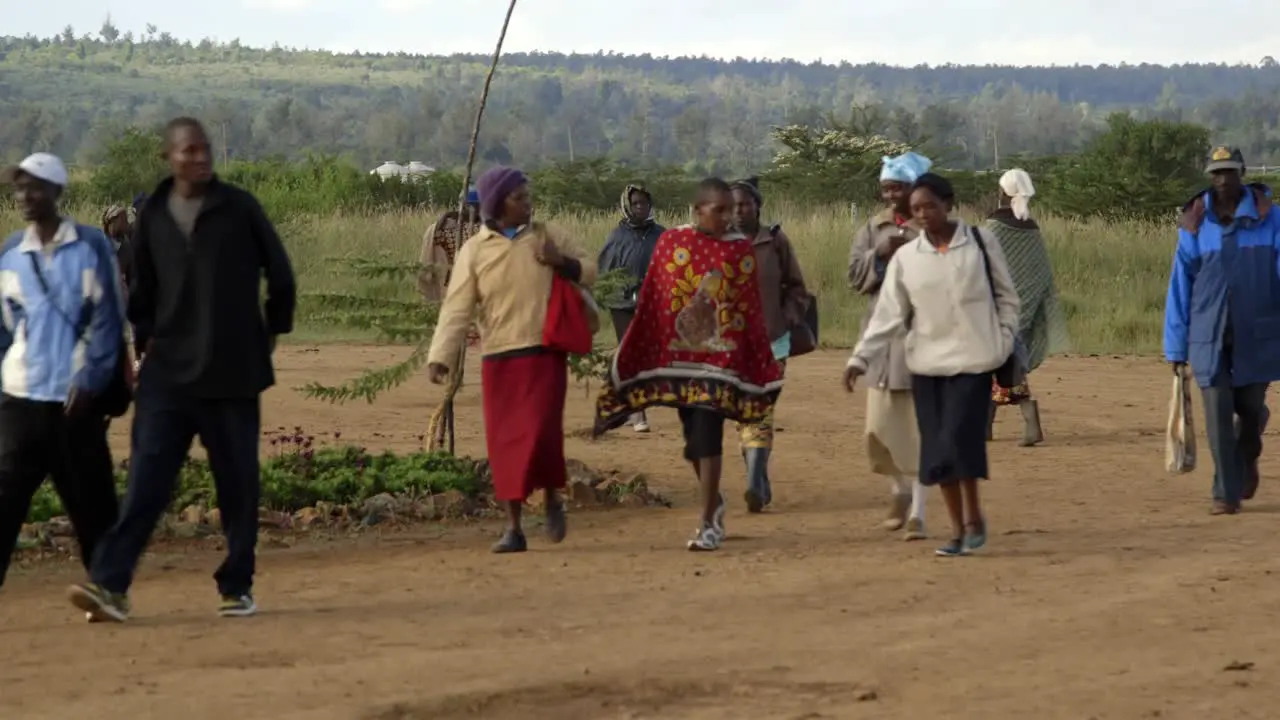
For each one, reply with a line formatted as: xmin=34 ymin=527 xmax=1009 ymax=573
xmin=4 ymin=27 xmax=1280 ymax=172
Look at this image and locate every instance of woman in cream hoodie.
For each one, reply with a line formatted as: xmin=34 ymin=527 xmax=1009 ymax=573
xmin=842 ymin=173 xmax=1020 ymax=557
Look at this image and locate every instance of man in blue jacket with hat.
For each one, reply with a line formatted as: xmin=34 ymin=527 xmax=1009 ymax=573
xmin=1165 ymin=145 xmax=1280 ymax=514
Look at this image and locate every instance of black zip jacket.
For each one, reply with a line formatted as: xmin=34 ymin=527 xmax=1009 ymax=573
xmin=131 ymin=176 xmax=296 ymax=398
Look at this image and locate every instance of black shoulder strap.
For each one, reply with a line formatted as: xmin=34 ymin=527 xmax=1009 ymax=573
xmin=967 ymin=225 xmax=996 ymax=296
xmin=27 ymin=252 xmax=86 ymax=334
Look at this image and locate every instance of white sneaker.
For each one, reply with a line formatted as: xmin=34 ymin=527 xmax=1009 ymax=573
xmin=633 ymin=420 xmax=650 ymax=433
xmin=686 ymin=522 xmax=722 ymax=552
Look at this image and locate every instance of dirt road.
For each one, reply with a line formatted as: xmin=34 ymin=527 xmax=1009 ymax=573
xmin=1 ymin=348 xmax=1276 ymax=719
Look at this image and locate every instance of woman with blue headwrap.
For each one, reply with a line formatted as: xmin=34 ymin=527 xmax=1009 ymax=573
xmin=847 ymin=151 xmax=933 ymax=541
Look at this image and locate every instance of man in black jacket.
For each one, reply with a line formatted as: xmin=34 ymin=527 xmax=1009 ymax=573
xmin=70 ymin=117 xmax=296 ymax=622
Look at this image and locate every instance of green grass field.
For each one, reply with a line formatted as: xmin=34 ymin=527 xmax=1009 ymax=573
xmin=0 ymin=202 xmax=1176 ymax=354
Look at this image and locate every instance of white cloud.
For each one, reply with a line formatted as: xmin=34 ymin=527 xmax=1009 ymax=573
xmin=240 ymin=0 xmax=320 ymax=12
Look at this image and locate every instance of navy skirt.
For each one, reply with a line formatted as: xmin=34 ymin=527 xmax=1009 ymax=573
xmin=911 ymin=373 xmax=991 ymax=486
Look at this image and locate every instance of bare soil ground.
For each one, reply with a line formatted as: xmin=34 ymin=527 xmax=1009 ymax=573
xmin=2 ymin=347 xmax=1277 ymax=719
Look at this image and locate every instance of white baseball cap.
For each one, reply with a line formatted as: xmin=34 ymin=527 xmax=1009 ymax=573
xmin=1 ymin=152 xmax=69 ymax=188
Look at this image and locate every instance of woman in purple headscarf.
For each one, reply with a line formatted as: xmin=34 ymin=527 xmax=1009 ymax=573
xmin=426 ymin=167 xmax=597 ymax=554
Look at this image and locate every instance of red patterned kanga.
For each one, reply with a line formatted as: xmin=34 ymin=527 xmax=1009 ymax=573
xmin=593 ymin=225 xmax=784 ymax=436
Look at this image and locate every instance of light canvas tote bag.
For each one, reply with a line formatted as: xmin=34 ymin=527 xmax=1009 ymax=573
xmin=1165 ymin=364 xmax=1197 ymax=474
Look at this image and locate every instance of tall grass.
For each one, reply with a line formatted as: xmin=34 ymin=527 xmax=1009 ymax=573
xmin=0 ymin=201 xmax=1175 ymax=354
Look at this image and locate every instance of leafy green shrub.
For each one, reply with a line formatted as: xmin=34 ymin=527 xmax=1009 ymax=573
xmin=25 ymin=441 xmax=482 ymax=523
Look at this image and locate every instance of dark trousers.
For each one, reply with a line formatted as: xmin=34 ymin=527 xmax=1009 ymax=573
xmin=0 ymin=395 xmax=118 ymax=587
xmin=610 ymin=308 xmax=635 ymax=343
xmin=91 ymin=385 xmax=261 ymax=597
xmin=1201 ymin=345 xmax=1269 ymax=505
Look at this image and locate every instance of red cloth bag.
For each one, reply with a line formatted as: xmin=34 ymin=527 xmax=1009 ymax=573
xmin=543 ymin=274 xmax=594 ymax=354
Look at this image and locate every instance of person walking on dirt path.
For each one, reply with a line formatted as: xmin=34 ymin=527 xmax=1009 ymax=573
xmin=0 ymin=153 xmax=124 ymax=594
xmin=592 ymin=178 xmax=783 ymax=552
xmin=427 ymin=166 xmax=596 ymax=554
xmin=69 ymin=117 xmax=297 ymax=622
xmin=1165 ymin=146 xmax=1280 ymax=515
xmin=730 ymin=177 xmax=809 ymax=514
xmin=983 ymin=169 xmax=1069 ymax=447
xmin=847 ymin=151 xmax=932 ymax=541
xmin=844 ymin=172 xmax=1019 ymax=557
xmin=417 ymin=185 xmax=482 ymax=303
xmin=598 ymin=184 xmax=665 ymax=434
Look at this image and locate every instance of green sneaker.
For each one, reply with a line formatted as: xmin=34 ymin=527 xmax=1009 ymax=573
xmin=218 ymin=594 xmax=258 ymax=618
xmin=68 ymin=583 xmax=129 ymax=623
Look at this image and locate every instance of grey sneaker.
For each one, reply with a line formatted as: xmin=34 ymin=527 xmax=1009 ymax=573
xmin=69 ymin=583 xmax=130 ymax=623
xmin=686 ymin=522 xmax=722 ymax=552
xmin=711 ymin=493 xmax=727 ymax=540
xmin=218 ymin=594 xmax=258 ymax=618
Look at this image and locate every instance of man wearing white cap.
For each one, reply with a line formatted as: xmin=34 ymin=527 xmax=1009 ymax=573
xmin=0 ymin=153 xmax=126 ymax=594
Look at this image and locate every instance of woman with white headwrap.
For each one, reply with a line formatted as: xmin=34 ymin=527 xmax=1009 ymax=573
xmin=983 ymin=168 xmax=1069 ymax=446
xmin=846 ymin=151 xmax=932 ymax=540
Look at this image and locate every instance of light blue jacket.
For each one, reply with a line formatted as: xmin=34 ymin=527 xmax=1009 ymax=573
xmin=0 ymin=221 xmax=123 ymax=403
xmin=1164 ymin=186 xmax=1280 ymax=388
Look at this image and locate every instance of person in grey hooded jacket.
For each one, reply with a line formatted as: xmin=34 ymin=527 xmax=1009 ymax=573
xmin=598 ymin=184 xmax=665 ymax=432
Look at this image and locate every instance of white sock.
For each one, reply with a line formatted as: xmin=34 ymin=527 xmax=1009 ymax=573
xmin=909 ymin=480 xmax=927 ymax=522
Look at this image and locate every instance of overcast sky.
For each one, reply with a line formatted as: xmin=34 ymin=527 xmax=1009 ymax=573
xmin=8 ymin=0 xmax=1274 ymax=66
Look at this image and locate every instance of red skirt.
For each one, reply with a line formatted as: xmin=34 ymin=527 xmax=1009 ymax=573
xmin=481 ymin=350 xmax=568 ymax=502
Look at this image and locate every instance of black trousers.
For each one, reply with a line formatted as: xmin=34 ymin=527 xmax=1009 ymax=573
xmin=610 ymin=308 xmax=635 ymax=343
xmin=0 ymin=395 xmax=118 ymax=587
xmin=91 ymin=384 xmax=261 ymax=597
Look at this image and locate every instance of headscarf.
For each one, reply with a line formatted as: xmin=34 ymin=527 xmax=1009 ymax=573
xmin=102 ymin=204 xmax=136 ymax=236
xmin=880 ymin=152 xmax=933 ymax=184
xmin=621 ymin=183 xmax=654 ymax=227
xmin=999 ymin=169 xmax=1035 ymax=221
xmin=730 ymin=176 xmax=763 ymax=209
xmin=475 ymin=166 xmax=528 ymax=222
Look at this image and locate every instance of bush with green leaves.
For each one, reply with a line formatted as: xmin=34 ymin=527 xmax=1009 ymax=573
xmin=26 ymin=439 xmax=482 ymax=523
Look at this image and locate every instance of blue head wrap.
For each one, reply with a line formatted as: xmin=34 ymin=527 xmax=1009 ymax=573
xmin=879 ymin=152 xmax=933 ymax=184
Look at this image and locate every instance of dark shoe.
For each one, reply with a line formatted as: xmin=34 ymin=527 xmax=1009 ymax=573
xmin=1019 ymin=399 xmax=1044 ymax=447
xmin=68 ymin=582 xmax=130 ymax=623
xmin=935 ymin=538 xmax=969 ymax=557
xmin=1211 ymin=500 xmax=1241 ymax=516
xmin=1244 ymin=462 xmax=1261 ymax=500
xmin=218 ymin=594 xmax=258 ymax=618
xmin=544 ymin=499 xmax=567 ymax=544
xmin=963 ymin=519 xmax=988 ymax=552
xmin=491 ymin=528 xmax=528 ymax=553
xmin=744 ymin=490 xmax=764 ymax=514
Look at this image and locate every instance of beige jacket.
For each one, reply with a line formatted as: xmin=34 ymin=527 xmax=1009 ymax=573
xmin=848 ymin=221 xmax=1020 ymax=378
xmin=847 ymin=209 xmax=920 ymax=390
xmin=750 ymin=225 xmax=810 ymax=342
xmin=427 ymin=222 xmax=597 ymax=370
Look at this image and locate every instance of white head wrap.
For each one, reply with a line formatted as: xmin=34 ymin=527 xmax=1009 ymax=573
xmin=999 ymin=168 xmax=1035 ymax=221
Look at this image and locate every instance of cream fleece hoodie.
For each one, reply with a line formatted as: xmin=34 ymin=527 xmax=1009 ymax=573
xmin=848 ymin=220 xmax=1020 ymax=378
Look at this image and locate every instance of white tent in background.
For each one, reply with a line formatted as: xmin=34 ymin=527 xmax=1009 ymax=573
xmin=405 ymin=161 xmax=435 ymax=177
xmin=371 ymin=161 xmax=406 ymax=180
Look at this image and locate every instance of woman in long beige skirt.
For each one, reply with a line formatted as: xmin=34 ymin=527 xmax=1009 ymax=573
xmin=846 ymin=152 xmax=932 ymax=540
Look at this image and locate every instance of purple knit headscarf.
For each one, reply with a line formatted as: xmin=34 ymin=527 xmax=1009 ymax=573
xmin=475 ymin=166 xmax=528 ymax=222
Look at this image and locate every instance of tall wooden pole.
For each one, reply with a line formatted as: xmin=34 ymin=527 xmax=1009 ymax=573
xmin=429 ymin=0 xmax=519 ymax=454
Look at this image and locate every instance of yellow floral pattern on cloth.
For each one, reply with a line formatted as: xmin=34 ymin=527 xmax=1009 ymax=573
xmin=667 ymin=246 xmax=755 ymax=352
